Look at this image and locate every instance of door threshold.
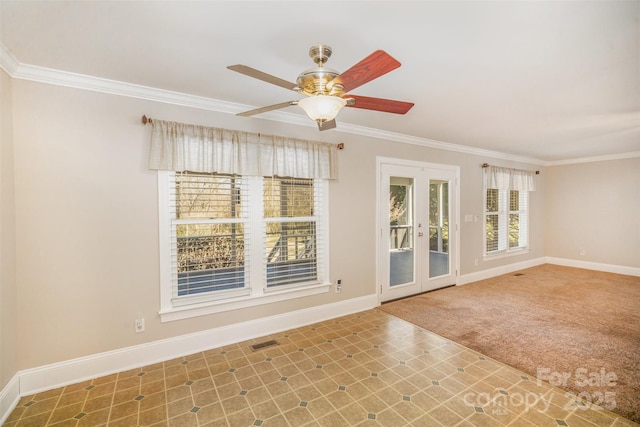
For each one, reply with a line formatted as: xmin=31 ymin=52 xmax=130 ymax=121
xmin=382 ymin=284 xmax=455 ymax=304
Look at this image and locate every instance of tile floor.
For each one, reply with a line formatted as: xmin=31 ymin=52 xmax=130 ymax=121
xmin=4 ymin=309 xmax=638 ymax=426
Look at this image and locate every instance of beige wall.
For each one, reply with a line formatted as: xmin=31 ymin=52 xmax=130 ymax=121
xmin=1 ymin=69 xmax=18 ymax=388
xmin=10 ymin=78 xmax=546 ymax=370
xmin=545 ymin=158 xmax=640 ymax=268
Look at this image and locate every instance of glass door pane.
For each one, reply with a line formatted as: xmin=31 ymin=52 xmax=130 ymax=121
xmin=429 ymin=180 xmax=449 ymax=278
xmin=389 ymin=177 xmax=414 ymax=286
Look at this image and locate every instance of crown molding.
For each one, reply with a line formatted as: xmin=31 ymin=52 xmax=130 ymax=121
xmin=0 ymin=44 xmax=245 ymax=113
xmin=545 ymin=151 xmax=640 ymax=166
xmin=2 ymin=43 xmax=636 ymax=167
xmin=0 ymin=44 xmax=20 ymax=75
xmin=0 ymin=43 xmax=546 ymax=166
xmin=338 ymin=122 xmax=547 ymax=165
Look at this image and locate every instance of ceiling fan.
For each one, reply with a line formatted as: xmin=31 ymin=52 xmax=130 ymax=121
xmin=227 ymin=44 xmax=414 ymax=131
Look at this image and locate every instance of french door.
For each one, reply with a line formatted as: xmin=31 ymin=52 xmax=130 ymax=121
xmin=378 ymin=159 xmax=459 ymax=302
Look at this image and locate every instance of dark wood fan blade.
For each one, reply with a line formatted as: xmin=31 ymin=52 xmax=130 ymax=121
xmin=227 ymin=65 xmax=298 ymax=91
xmin=345 ymin=95 xmax=414 ymax=114
xmin=318 ymin=119 xmax=336 ymax=131
xmin=237 ymin=101 xmax=297 ymax=117
xmin=331 ymin=50 xmax=401 ymax=93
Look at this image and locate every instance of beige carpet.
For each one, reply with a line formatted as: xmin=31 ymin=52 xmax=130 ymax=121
xmin=378 ymin=264 xmax=640 ymax=423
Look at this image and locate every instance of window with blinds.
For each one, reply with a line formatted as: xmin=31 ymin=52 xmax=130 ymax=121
xmin=484 ymin=187 xmax=529 ymax=255
xmin=171 ymin=172 xmax=249 ymax=305
xmin=509 ymin=190 xmax=528 ymax=249
xmin=263 ymin=177 xmax=321 ymax=288
xmin=161 ymin=172 xmax=328 ymax=313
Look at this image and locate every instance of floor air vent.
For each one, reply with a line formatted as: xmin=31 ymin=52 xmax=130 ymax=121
xmin=251 ymin=340 xmax=280 ymax=351
xmin=514 ymin=273 xmax=525 ymax=276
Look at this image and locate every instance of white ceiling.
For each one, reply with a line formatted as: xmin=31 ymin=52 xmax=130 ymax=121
xmin=1 ymin=0 xmax=639 ymax=163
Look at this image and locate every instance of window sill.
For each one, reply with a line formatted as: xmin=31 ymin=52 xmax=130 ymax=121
xmin=159 ymin=282 xmax=331 ymax=322
xmin=483 ymin=248 xmax=530 ymax=262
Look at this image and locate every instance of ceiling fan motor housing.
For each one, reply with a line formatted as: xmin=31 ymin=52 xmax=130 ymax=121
xmin=296 ymin=68 xmax=343 ymax=97
xmin=296 ymin=44 xmax=345 ymax=97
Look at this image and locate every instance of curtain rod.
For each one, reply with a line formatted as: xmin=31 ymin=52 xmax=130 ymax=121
xmin=140 ymin=115 xmax=345 ymax=150
xmin=482 ymin=163 xmax=540 ymax=174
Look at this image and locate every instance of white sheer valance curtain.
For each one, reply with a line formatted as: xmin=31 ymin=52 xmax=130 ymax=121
xmin=483 ymin=165 xmax=536 ymax=191
xmin=148 ymin=119 xmax=339 ymax=179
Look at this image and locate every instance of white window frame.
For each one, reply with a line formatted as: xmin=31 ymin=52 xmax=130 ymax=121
xmin=483 ymin=187 xmax=530 ymax=260
xmin=158 ymin=171 xmax=330 ymax=322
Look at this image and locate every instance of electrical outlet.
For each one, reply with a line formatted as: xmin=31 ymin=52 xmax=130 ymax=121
xmin=135 ymin=318 xmax=145 ymax=333
xmin=336 ymin=279 xmax=342 ymax=293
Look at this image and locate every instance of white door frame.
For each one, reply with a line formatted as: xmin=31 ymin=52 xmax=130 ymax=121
xmin=376 ymin=156 xmax=460 ymax=303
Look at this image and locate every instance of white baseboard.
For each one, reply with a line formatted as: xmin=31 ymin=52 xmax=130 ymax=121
xmin=545 ymin=257 xmax=640 ymax=277
xmin=0 ymin=374 xmax=20 ymax=425
xmin=3 ymin=257 xmax=636 ymax=422
xmin=457 ymin=257 xmax=546 ymax=285
xmin=456 ymin=257 xmax=639 ymax=287
xmin=1 ymin=294 xmax=378 ymax=423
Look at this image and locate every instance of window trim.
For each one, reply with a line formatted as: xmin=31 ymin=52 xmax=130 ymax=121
xmin=483 ymin=187 xmax=530 ymax=260
xmin=158 ymin=171 xmax=331 ymax=322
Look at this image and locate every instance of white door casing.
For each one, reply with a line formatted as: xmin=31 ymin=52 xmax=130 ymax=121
xmin=377 ymin=157 xmax=459 ymax=303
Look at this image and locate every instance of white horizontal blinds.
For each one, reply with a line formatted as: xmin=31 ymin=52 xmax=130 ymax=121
xmin=172 ymin=171 xmax=249 ymax=305
xmin=509 ymin=190 xmax=528 ymax=249
xmin=485 ymin=188 xmax=503 ymax=253
xmin=263 ymin=177 xmax=320 ymax=288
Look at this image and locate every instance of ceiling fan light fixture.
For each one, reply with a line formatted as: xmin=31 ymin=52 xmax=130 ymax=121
xmin=298 ymin=95 xmax=347 ymax=124
xmin=229 ymin=45 xmax=412 ymax=131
